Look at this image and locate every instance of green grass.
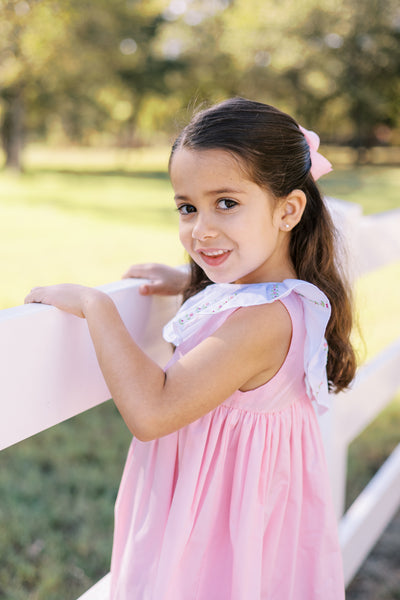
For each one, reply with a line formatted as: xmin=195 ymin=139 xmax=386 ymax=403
xmin=0 ymin=403 xmax=131 ymax=600
xmin=345 ymin=260 xmax=400 ymax=510
xmin=320 ymin=165 xmax=400 ymax=215
xmin=0 ymin=166 xmax=183 ymax=310
xmin=346 ymin=393 xmax=400 ymax=509
xmin=1 ymin=145 xmax=398 ymax=311
xmin=345 ymin=261 xmax=400 ymax=510
xmin=0 ymin=146 xmax=399 ymax=598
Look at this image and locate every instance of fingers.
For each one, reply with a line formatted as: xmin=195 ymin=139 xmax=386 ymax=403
xmin=122 ymin=263 xmax=187 ymax=296
xmin=122 ymin=264 xmax=156 ymax=280
xmin=122 ymin=264 xmax=167 ymax=295
xmin=24 ymin=287 xmax=55 ymax=307
xmin=24 ymin=287 xmax=44 ymax=304
xmin=138 ymin=280 xmax=166 ymax=296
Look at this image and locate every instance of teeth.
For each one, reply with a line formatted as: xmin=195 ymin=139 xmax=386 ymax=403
xmin=202 ymin=250 xmax=227 ymax=256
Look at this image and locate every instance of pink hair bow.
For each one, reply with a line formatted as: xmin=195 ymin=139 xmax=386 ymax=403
xmin=299 ymin=126 xmax=332 ymax=180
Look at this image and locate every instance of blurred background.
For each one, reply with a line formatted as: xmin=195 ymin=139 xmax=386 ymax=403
xmin=1 ymin=0 xmax=399 ymax=307
xmin=0 ymin=1 xmax=399 ymax=598
xmin=2 ymin=0 xmax=400 ymax=165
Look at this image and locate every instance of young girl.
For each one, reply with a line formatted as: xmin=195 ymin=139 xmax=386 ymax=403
xmin=25 ymin=98 xmax=356 ymax=599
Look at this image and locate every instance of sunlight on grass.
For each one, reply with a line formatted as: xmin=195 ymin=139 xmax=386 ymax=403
xmin=346 ymin=260 xmax=400 ymax=509
xmin=346 ymin=391 xmax=400 ymax=509
xmin=1 ymin=169 xmax=175 ymax=226
xmin=24 ymin=144 xmax=171 ymax=173
xmin=1 ymin=202 xmax=183 ymax=309
xmin=0 ymin=169 xmax=183 ymax=309
xmin=353 ymin=262 xmax=400 ymax=362
xmin=1 ymin=146 xmax=398 ymax=312
xmin=320 ymin=166 xmax=400 ymax=214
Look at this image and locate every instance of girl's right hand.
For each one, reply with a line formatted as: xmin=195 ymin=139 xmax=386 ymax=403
xmin=122 ymin=263 xmax=189 ymax=296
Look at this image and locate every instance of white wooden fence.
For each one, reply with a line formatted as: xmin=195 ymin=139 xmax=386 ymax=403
xmin=1 ymin=198 xmax=400 ymax=599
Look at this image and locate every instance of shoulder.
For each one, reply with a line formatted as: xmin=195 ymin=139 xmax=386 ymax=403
xmin=219 ymin=300 xmax=292 ymax=354
xmin=209 ymin=301 xmax=293 ymax=390
xmin=163 ymin=279 xmax=324 ymax=348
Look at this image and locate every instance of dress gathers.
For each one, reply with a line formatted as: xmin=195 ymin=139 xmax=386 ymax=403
xmin=110 ymin=280 xmax=345 ymax=600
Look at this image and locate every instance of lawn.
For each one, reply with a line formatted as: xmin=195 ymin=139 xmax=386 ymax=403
xmin=0 ymin=146 xmax=399 ymax=599
xmin=0 ymin=147 xmax=183 ymax=310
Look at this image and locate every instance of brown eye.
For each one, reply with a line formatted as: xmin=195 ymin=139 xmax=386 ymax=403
xmin=177 ymin=204 xmax=196 ymax=215
xmin=218 ymin=198 xmax=238 ymax=210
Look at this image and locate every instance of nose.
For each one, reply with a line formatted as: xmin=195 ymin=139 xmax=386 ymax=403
xmin=191 ymin=211 xmax=218 ymax=241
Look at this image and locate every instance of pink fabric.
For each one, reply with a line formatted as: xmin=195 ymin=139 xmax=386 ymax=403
xmin=110 ymin=290 xmax=344 ymax=599
xmin=163 ymin=280 xmax=332 ymax=413
xmin=299 ymin=125 xmax=332 ymax=180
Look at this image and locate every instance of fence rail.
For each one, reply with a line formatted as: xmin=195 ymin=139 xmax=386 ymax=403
xmin=1 ymin=199 xmax=400 ymax=598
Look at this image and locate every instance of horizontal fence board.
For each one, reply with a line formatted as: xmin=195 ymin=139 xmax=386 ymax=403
xmin=76 ymin=573 xmax=110 ymax=600
xmin=339 ymin=443 xmax=400 ymax=585
xmin=0 ymin=280 xmax=178 ymax=451
xmin=326 ymin=200 xmax=400 ymax=276
xmin=356 ymin=208 xmax=400 ymax=275
xmin=335 ymin=338 xmax=400 ymax=445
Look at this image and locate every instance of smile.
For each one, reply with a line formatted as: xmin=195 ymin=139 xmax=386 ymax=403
xmin=197 ymin=249 xmax=232 ymax=266
xmin=201 ymin=249 xmax=227 ymax=256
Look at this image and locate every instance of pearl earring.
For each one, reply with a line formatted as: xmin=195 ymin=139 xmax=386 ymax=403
xmin=285 ymin=224 xmax=290 ymax=229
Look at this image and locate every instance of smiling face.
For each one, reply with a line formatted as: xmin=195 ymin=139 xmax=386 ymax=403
xmin=170 ymin=148 xmax=298 ymax=284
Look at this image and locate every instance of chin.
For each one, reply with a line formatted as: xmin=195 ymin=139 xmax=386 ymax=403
xmin=214 ymin=276 xmax=242 ymax=285
xmin=203 ymin=271 xmax=233 ymax=285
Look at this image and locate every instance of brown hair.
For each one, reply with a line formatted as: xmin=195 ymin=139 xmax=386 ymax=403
xmin=170 ymin=97 xmax=356 ymax=393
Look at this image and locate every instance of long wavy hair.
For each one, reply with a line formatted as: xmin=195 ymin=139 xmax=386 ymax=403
xmin=169 ymin=97 xmax=356 ymax=393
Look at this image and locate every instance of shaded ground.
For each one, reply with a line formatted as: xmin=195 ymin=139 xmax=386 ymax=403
xmin=346 ymin=508 xmax=400 ymax=599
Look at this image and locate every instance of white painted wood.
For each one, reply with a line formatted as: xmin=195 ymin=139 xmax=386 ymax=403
xmin=335 ymin=338 xmax=400 ymax=446
xmin=356 ymin=209 xmax=400 ymax=275
xmin=339 ymin=443 xmax=400 ymax=586
xmin=318 ymin=338 xmax=400 ymax=518
xmin=326 ymin=199 xmax=400 ymax=276
xmin=76 ymin=573 xmax=110 ymax=600
xmin=326 ymin=198 xmax=363 ymax=281
xmin=0 ymin=279 xmax=178 ymax=451
xmin=318 ymin=199 xmax=400 ymax=520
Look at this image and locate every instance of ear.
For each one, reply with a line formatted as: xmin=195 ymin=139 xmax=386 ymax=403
xmin=277 ymin=189 xmax=307 ymax=232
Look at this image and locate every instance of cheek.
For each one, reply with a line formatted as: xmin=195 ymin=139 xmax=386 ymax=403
xmin=179 ymin=223 xmax=191 ymax=250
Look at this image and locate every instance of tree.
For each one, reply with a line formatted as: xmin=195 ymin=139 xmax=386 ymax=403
xmin=332 ymin=0 xmax=400 ymax=153
xmin=1 ymin=0 xmax=399 ymax=167
xmin=0 ymin=0 xmax=182 ymax=169
xmin=213 ymin=0 xmax=400 ymax=152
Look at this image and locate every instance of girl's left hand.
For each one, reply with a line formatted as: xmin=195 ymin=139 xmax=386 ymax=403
xmin=24 ymin=284 xmax=105 ymax=319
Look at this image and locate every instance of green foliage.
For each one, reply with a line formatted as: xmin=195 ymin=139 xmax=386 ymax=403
xmin=1 ymin=0 xmax=400 ymax=169
xmin=0 ymin=0 xmax=183 ymax=166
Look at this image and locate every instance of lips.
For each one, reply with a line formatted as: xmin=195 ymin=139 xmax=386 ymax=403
xmin=197 ymin=248 xmax=231 ymax=266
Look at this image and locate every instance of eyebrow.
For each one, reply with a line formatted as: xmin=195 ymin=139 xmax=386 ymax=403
xmin=174 ymin=188 xmax=245 ymax=201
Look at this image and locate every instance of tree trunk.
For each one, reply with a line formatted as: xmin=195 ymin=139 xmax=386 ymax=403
xmin=2 ymin=92 xmax=24 ymax=172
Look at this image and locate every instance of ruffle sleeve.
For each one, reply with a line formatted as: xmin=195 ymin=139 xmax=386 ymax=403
xmin=163 ymin=279 xmax=331 ymax=414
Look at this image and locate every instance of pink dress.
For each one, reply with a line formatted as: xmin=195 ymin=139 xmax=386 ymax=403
xmin=110 ymin=280 xmax=345 ymax=600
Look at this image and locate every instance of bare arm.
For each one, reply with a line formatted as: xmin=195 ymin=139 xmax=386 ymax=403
xmin=25 ymin=284 xmax=291 ymax=441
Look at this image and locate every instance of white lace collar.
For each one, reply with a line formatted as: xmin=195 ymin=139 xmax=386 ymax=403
xmin=163 ymin=280 xmax=331 ymax=413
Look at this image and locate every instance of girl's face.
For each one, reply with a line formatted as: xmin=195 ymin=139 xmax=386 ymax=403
xmin=170 ymin=148 xmax=296 ymax=284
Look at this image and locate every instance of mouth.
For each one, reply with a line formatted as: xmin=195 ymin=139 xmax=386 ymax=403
xmin=197 ymin=248 xmax=232 ymax=266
